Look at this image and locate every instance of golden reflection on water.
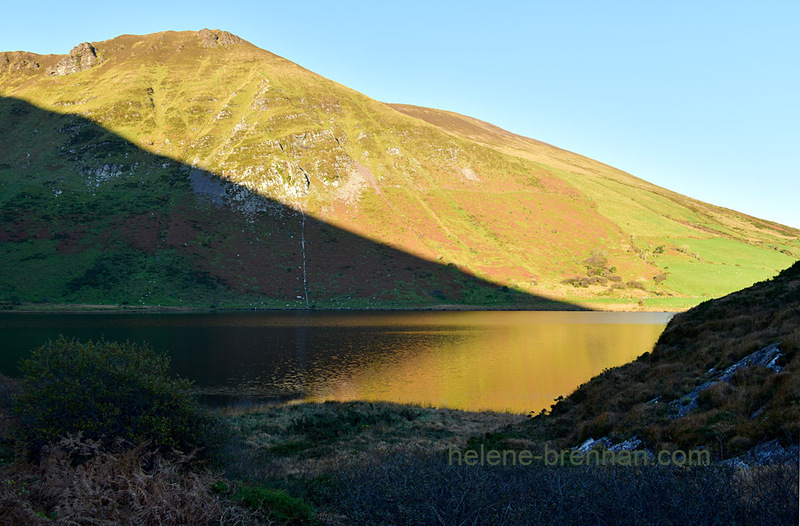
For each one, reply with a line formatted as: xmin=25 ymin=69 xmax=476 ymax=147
xmin=300 ymin=311 xmax=671 ymax=414
xmin=0 ymin=311 xmax=672 ymax=414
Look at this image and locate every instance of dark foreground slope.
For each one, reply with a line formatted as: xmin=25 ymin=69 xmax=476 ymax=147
xmin=514 ymin=260 xmax=800 ymax=459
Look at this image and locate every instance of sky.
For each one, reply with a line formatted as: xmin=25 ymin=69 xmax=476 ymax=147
xmin=3 ymin=1 xmax=799 ymax=228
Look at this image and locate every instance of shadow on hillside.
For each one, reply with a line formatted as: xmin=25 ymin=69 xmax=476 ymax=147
xmin=0 ymin=96 xmax=587 ymax=310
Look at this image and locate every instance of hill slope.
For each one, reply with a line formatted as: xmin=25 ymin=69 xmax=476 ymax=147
xmin=509 ymin=260 xmax=800 ymax=459
xmin=1 ymin=29 xmax=797 ymax=309
xmin=0 ymin=97 xmax=567 ymax=309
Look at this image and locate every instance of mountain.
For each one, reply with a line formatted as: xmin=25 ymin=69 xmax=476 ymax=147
xmin=1 ymin=29 xmax=798 ymax=309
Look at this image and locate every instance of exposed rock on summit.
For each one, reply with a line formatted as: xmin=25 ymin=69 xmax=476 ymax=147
xmin=47 ymin=43 xmax=98 ymax=76
xmin=198 ymin=29 xmax=243 ymax=48
xmin=1 ymin=51 xmax=42 ymax=72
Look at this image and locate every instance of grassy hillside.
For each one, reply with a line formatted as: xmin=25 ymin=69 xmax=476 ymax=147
xmin=0 ymin=97 xmax=570 ymax=310
xmin=391 ymin=104 xmax=800 ymax=305
xmin=1 ymin=29 xmax=798 ymax=309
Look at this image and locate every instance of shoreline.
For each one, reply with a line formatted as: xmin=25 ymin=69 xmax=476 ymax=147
xmin=0 ymin=302 xmax=689 ymax=314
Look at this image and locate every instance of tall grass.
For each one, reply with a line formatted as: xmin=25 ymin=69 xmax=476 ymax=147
xmin=0 ymin=435 xmax=255 ymax=525
xmin=327 ymin=451 xmax=797 ymax=525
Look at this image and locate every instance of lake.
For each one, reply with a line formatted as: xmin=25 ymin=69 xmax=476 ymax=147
xmin=0 ymin=311 xmax=672 ymax=414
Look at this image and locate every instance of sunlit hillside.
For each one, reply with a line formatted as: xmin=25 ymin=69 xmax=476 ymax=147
xmin=1 ymin=29 xmax=797 ymax=309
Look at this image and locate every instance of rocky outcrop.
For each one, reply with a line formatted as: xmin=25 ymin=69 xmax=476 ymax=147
xmin=722 ymin=439 xmax=799 ymax=467
xmin=575 ymin=437 xmax=611 ymax=453
xmin=1 ymin=51 xmax=42 ymax=72
xmin=198 ymin=29 xmax=243 ymax=48
xmin=575 ymin=435 xmax=645 ymax=453
xmin=189 ymin=168 xmax=280 ymax=217
xmin=46 ymin=43 xmax=98 ymax=76
xmin=669 ymin=343 xmax=783 ymax=418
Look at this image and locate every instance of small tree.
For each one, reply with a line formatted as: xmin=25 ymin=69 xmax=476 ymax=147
xmin=14 ymin=336 xmax=206 ymax=453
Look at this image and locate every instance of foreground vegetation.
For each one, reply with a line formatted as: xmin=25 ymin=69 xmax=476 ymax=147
xmin=1 ymin=333 xmax=798 ymax=524
xmin=503 ymin=260 xmax=800 ymax=460
xmin=214 ymin=402 xmax=797 ymax=525
xmin=2 ymin=395 xmax=796 ymax=525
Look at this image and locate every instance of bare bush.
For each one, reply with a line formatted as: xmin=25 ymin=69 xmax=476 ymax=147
xmin=0 ymin=435 xmax=260 ymax=525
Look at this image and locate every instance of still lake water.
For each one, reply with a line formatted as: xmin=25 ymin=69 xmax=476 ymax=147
xmin=0 ymin=311 xmax=672 ymax=414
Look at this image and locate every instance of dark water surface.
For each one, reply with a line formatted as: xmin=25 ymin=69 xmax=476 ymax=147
xmin=0 ymin=311 xmax=672 ymax=414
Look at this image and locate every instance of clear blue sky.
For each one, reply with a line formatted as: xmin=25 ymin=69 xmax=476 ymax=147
xmin=3 ymin=1 xmax=799 ymax=228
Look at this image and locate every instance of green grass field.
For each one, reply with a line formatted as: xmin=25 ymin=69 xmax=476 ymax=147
xmin=657 ymin=258 xmax=784 ymax=297
xmin=665 ymin=237 xmax=795 ymax=268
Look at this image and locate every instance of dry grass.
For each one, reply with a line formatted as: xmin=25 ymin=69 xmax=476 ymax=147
xmin=218 ymin=400 xmax=524 ymax=482
xmin=509 ymin=262 xmax=800 ymax=458
xmin=0 ymin=435 xmax=265 ymax=525
xmin=325 ymin=451 xmax=797 ymax=526
xmin=206 ymin=400 xmax=798 ymax=525
xmin=0 ymin=375 xmax=273 ymax=525
xmin=1 ymin=378 xmax=796 ymax=524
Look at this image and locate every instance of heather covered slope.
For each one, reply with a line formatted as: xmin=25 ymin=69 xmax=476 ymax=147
xmin=0 ymin=96 xmax=571 ymax=309
xmin=390 ymin=103 xmax=800 ymax=305
xmin=1 ymin=29 xmax=798 ymax=309
xmin=506 ymin=261 xmax=800 ymax=459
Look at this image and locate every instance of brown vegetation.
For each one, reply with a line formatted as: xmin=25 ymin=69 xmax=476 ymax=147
xmin=518 ymin=261 xmax=800 ymax=459
xmin=0 ymin=436 xmax=259 ymax=525
xmin=2 ymin=372 xmax=798 ymax=524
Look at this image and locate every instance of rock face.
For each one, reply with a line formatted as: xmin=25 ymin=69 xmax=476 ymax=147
xmin=198 ymin=29 xmax=243 ymax=48
xmin=575 ymin=435 xmax=645 ymax=454
xmin=723 ymin=439 xmax=800 ymax=467
xmin=669 ymin=343 xmax=784 ymax=418
xmin=0 ymin=51 xmax=41 ymax=72
xmin=575 ymin=437 xmax=611 ymax=453
xmin=46 ymin=43 xmax=98 ymax=76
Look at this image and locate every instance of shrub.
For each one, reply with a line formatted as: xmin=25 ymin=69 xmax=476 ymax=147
xmin=0 ymin=435 xmax=245 ymax=525
xmin=0 ymin=375 xmax=19 ymax=465
xmin=13 ymin=336 xmax=206 ymax=453
xmin=584 ymin=411 xmax=616 ymax=439
xmin=233 ymin=484 xmax=318 ymax=525
xmin=584 ymin=255 xmax=608 ymax=268
xmin=289 ymin=402 xmax=402 ymax=441
xmin=697 ymin=382 xmax=735 ymax=410
xmin=0 ymin=374 xmax=19 ymax=412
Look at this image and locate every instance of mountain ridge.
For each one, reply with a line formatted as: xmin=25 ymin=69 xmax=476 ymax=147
xmin=1 ymin=29 xmax=797 ymax=309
